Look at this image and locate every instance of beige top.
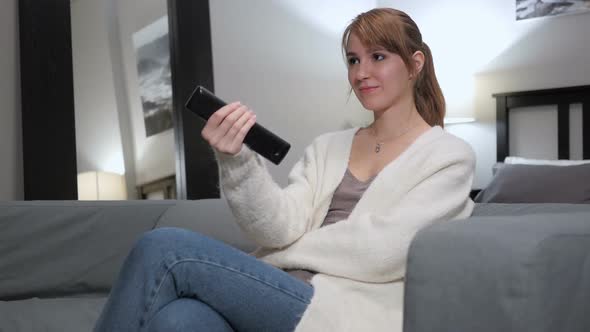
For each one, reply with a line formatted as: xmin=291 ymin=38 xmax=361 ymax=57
xmin=321 ymin=168 xmax=376 ymax=227
xmin=286 ymin=168 xmax=376 ymax=283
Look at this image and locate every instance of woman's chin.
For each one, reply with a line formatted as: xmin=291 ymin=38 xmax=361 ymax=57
xmin=358 ymin=100 xmax=376 ymax=111
xmin=357 ymin=97 xmax=387 ymax=112
xmin=360 ymin=103 xmax=385 ymax=114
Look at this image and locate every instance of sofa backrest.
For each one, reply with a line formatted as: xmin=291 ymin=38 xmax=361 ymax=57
xmin=0 ymin=199 xmax=255 ymax=300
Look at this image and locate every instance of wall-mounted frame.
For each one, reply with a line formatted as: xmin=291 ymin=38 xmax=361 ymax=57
xmin=516 ymin=0 xmax=590 ymax=21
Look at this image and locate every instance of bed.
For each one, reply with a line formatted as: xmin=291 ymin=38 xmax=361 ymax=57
xmin=403 ymin=85 xmax=590 ymax=332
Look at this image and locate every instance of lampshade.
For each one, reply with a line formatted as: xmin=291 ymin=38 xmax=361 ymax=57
xmin=77 ymin=171 xmax=128 ymax=200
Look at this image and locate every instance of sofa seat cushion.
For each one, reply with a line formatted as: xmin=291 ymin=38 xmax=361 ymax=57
xmin=0 ymin=295 xmax=106 ymax=332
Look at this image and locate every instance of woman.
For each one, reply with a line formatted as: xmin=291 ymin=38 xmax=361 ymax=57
xmin=95 ymin=8 xmax=475 ymax=332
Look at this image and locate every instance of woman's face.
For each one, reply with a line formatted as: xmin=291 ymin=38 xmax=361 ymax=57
xmin=346 ymin=33 xmax=413 ymax=113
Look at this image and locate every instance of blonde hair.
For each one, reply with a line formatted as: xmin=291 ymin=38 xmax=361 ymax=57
xmin=342 ymin=8 xmax=445 ymax=127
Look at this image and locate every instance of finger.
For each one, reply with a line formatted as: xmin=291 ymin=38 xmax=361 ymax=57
xmin=222 ymin=105 xmax=250 ymax=128
xmin=225 ymin=110 xmax=254 ymax=141
xmin=202 ymin=101 xmax=241 ymax=141
xmin=230 ymin=113 xmax=257 ymax=149
xmin=212 ymin=105 xmax=249 ymax=142
xmin=207 ymin=101 xmax=242 ymax=127
xmin=204 ymin=104 xmax=247 ymax=145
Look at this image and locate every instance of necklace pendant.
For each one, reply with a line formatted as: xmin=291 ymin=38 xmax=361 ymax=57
xmin=375 ymin=143 xmax=382 ymax=153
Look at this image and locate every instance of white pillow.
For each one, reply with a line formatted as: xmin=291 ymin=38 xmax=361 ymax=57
xmin=504 ymin=156 xmax=590 ymax=166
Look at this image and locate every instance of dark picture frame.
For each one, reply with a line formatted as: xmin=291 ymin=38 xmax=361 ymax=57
xmin=516 ymin=0 xmax=590 ymax=21
xmin=18 ymin=0 xmax=220 ymax=200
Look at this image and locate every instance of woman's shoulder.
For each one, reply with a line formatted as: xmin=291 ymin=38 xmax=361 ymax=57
xmin=437 ymin=127 xmax=474 ymax=153
xmin=418 ymin=126 xmax=476 ymax=163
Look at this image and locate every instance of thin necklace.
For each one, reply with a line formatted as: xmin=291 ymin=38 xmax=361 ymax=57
xmin=371 ymin=122 xmax=420 ymax=153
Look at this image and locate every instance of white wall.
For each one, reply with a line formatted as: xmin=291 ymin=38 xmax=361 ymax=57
xmin=0 ymin=0 xmax=22 ymax=200
xmin=210 ymin=0 xmax=377 ymax=183
xmin=380 ymin=0 xmax=590 ymax=188
xmin=71 ymin=0 xmax=126 ymax=175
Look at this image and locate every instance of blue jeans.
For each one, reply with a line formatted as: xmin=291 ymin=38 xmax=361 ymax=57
xmin=94 ymin=227 xmax=314 ymax=332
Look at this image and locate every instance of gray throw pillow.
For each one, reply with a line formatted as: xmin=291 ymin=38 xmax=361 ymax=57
xmin=474 ymin=163 xmax=590 ymax=203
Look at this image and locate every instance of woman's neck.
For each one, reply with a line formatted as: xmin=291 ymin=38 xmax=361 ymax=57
xmin=369 ymin=99 xmax=427 ymax=142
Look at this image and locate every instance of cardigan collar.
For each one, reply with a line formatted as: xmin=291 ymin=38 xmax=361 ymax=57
xmin=322 ymin=125 xmax=444 ymax=209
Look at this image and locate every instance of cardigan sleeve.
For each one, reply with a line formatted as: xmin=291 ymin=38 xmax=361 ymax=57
xmin=260 ymin=149 xmax=475 ymax=283
xmin=215 ymin=142 xmax=321 ymax=249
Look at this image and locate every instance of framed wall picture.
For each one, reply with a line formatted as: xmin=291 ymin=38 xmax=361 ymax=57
xmin=132 ymin=16 xmax=173 ymax=138
xmin=517 ymin=0 xmax=590 ymax=20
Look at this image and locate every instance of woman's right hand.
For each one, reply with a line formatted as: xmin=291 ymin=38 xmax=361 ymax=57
xmin=201 ymin=101 xmax=257 ymax=156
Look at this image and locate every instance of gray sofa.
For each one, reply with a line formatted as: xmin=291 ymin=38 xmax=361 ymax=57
xmin=0 ymin=199 xmax=256 ymax=332
xmin=1 ymin=201 xmax=589 ymax=331
xmin=404 ymin=203 xmax=590 ymax=332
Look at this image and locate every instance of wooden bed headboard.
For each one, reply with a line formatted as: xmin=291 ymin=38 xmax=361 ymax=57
xmin=493 ymin=85 xmax=590 ymax=162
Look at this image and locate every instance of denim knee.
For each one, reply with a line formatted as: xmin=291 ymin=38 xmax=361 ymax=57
xmin=139 ymin=227 xmax=194 ymax=246
xmin=146 ymin=298 xmax=234 ymax=332
xmin=131 ymin=227 xmax=217 ymax=261
xmin=130 ymin=228 xmax=191 ymax=262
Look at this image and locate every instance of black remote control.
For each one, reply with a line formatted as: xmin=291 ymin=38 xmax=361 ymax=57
xmin=185 ymin=85 xmax=291 ymax=165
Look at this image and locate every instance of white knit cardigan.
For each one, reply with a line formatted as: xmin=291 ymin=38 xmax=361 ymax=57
xmin=215 ymin=126 xmax=475 ymax=332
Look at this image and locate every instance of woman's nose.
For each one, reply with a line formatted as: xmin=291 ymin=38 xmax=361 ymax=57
xmin=355 ymin=61 xmax=371 ymax=81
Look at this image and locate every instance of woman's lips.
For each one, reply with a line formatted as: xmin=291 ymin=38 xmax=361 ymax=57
xmin=359 ymin=86 xmax=378 ymax=94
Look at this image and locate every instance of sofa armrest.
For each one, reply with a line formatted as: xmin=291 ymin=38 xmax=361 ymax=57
xmin=403 ymin=212 xmax=590 ymax=332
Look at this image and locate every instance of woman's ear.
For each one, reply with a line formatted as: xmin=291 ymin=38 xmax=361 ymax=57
xmin=412 ymin=51 xmax=425 ymax=76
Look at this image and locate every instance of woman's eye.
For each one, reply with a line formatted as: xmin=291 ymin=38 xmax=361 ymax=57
xmin=373 ymin=53 xmax=385 ymax=61
xmin=347 ymin=57 xmax=359 ymax=65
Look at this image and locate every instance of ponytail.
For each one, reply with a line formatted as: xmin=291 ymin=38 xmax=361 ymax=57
xmin=414 ymin=43 xmax=445 ymax=127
